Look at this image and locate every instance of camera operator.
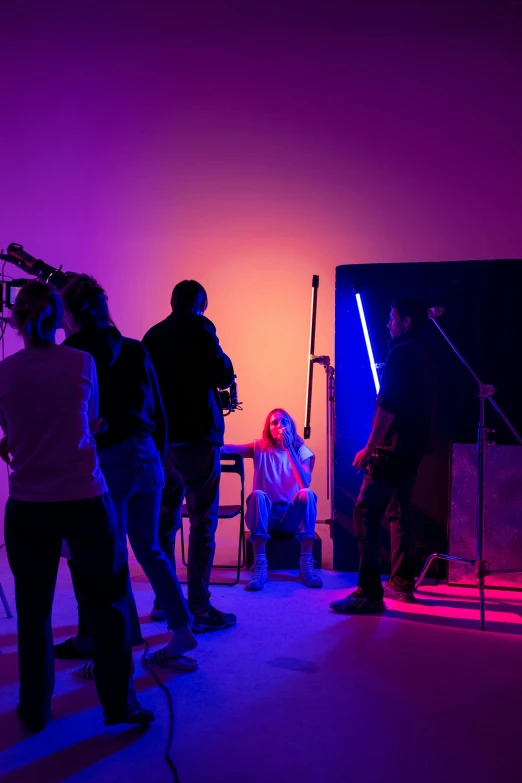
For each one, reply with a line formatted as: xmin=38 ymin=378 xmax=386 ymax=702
xmin=330 ymin=297 xmax=435 ymax=615
xmin=143 ymin=280 xmax=236 ymax=633
xmin=0 ymin=281 xmax=152 ymax=731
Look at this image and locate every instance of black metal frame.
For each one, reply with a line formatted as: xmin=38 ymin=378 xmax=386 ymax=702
xmin=179 ymin=453 xmax=246 ymax=586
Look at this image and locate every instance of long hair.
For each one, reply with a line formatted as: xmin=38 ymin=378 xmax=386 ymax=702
xmin=12 ymin=281 xmax=62 ymax=346
xmin=60 ymin=274 xmax=113 ymax=331
xmin=261 ymin=408 xmax=304 ymax=451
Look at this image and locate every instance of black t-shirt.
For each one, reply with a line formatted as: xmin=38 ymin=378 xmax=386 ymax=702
xmin=377 ymin=330 xmax=436 ymax=455
xmin=143 ymin=311 xmax=234 ymax=446
xmin=64 ymin=327 xmax=167 ymax=459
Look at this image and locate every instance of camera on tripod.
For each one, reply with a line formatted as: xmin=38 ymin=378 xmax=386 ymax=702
xmin=1 ymin=242 xmax=244 ymax=417
xmin=1 ymin=243 xmax=74 ymax=315
xmin=219 ymin=376 xmax=243 ymax=416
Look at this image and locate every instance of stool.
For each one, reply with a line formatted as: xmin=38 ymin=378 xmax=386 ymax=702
xmin=246 ymin=532 xmax=322 ymax=571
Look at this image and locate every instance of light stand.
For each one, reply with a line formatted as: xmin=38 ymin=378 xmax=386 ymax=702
xmin=415 ymin=308 xmax=522 ymax=630
xmin=303 ymin=275 xmax=336 ymax=525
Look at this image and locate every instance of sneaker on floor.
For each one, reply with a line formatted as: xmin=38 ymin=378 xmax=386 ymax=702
xmin=329 ymin=586 xmax=364 ymax=609
xmin=191 ymin=605 xmax=237 ymax=633
xmin=17 ymin=705 xmax=50 ymax=733
xmin=104 ymin=707 xmax=155 ymax=726
xmin=246 ymin=557 xmax=268 ymax=591
xmin=150 ymin=607 xmax=166 ymax=622
xmin=75 ymin=660 xmax=96 ymax=681
xmin=383 ymin=581 xmax=416 ymax=603
xmin=299 ymin=556 xmax=323 ymax=588
xmin=330 ymin=588 xmax=385 ymax=615
xmin=54 ymin=637 xmax=92 ymax=660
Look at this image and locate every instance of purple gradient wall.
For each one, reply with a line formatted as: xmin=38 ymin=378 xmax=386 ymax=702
xmin=1 ymin=0 xmax=521 ymax=521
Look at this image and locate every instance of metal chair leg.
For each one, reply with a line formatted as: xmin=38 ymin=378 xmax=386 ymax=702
xmin=177 ymin=515 xmax=245 ymax=586
xmin=180 ymin=519 xmax=188 ymax=567
xmin=0 ymin=582 xmax=13 ymax=619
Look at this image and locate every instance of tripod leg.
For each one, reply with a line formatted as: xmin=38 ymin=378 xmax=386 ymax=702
xmin=476 ymin=560 xmax=487 ymax=631
xmin=415 ymin=553 xmax=440 ymax=589
xmin=479 ymin=582 xmax=486 ymax=631
xmin=0 ymin=582 xmax=13 ymax=618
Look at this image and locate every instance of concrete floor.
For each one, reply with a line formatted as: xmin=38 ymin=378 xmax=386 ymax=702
xmin=1 ymin=526 xmax=522 ymax=783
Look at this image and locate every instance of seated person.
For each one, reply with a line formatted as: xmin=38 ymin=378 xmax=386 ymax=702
xmin=222 ymin=408 xmax=322 ymax=590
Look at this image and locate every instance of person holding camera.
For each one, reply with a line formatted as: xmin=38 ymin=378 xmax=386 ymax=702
xmin=222 ymin=408 xmax=322 ymax=590
xmin=330 ymin=297 xmax=435 ymax=615
xmin=56 ymin=274 xmax=197 ymax=671
xmin=143 ymin=280 xmax=236 ymax=633
xmin=0 ymin=281 xmax=152 ymax=731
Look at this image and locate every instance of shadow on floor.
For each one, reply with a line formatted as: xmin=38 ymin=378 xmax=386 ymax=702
xmin=0 ymin=726 xmax=148 ymax=783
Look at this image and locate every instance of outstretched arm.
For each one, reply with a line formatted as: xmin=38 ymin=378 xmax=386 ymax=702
xmin=221 ymin=443 xmax=255 ymax=459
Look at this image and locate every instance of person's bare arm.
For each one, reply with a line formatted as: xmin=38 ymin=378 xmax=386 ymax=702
xmin=280 ymin=431 xmax=313 ymax=488
xmin=287 ymin=452 xmax=313 ymax=489
xmin=353 ymin=407 xmax=395 ymax=469
xmin=221 ymin=443 xmax=255 ymax=459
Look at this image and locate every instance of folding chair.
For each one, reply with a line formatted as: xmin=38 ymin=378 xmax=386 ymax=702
xmin=179 ymin=453 xmax=246 ymax=586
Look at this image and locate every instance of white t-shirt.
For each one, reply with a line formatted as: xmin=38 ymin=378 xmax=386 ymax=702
xmin=0 ymin=344 xmax=107 ymax=502
xmin=252 ymin=439 xmax=315 ymax=503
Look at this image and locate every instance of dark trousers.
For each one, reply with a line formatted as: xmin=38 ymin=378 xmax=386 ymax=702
xmin=157 ymin=443 xmax=220 ymax=614
xmin=354 ymin=452 xmax=421 ymax=600
xmin=4 ymin=494 xmax=136 ymax=725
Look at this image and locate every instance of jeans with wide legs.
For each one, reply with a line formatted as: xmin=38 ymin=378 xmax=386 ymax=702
xmin=246 ymin=488 xmax=318 ymax=542
xmin=157 ymin=443 xmax=220 ymax=615
xmin=5 ymin=493 xmax=136 ymax=725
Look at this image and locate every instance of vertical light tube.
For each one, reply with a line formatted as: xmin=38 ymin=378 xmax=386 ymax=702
xmin=355 ymin=293 xmax=380 ymax=394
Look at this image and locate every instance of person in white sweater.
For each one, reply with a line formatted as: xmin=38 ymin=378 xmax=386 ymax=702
xmin=222 ymin=408 xmax=322 ymax=590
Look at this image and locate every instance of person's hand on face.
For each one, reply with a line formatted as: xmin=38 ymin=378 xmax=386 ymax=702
xmin=281 ymin=428 xmax=292 ymax=450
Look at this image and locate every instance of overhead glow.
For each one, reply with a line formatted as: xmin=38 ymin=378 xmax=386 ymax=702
xmin=355 ymin=293 xmax=380 ymax=394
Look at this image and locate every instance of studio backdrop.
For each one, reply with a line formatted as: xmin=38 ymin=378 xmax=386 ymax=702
xmin=333 ymin=260 xmax=522 ymax=578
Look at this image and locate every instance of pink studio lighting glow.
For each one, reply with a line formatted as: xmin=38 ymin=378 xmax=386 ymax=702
xmin=355 ymin=293 xmax=380 ymax=394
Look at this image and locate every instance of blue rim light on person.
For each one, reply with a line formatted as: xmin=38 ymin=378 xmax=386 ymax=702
xmin=355 ymin=293 xmax=380 ymax=394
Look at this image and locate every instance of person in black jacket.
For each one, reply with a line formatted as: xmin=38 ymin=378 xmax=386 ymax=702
xmin=331 ymin=297 xmax=435 ymax=615
xmin=143 ymin=280 xmax=236 ymax=633
xmin=55 ymin=274 xmax=197 ymax=672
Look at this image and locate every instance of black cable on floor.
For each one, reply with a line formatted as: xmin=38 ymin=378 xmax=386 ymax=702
xmin=140 ymin=639 xmax=182 ymax=783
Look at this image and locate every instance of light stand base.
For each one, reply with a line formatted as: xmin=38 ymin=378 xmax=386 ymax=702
xmin=416 ymin=553 xmax=522 ymax=631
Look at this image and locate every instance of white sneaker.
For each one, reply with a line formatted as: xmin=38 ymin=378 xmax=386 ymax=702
xmin=247 ymin=557 xmax=268 ymax=591
xmin=299 ymin=556 xmax=323 ymax=588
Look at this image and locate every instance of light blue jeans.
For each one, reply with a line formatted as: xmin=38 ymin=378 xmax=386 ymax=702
xmin=246 ymin=489 xmax=318 ymax=541
xmin=99 ymin=436 xmax=192 ymax=630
